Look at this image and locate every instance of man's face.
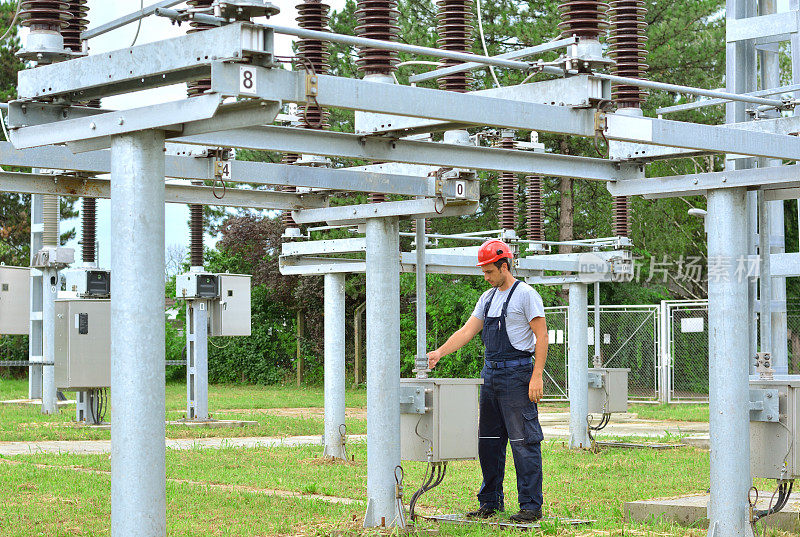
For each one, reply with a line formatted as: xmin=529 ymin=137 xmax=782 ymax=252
xmin=482 ymin=262 xmax=505 ymax=287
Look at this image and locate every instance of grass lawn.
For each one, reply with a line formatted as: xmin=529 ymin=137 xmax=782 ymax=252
xmin=2 ymin=441 xmax=735 ymax=536
xmin=0 ymin=378 xmax=368 ymax=442
xmin=0 ymin=378 xmax=782 ymax=536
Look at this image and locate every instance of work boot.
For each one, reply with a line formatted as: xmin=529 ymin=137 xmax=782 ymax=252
xmin=466 ymin=505 xmax=501 ymax=519
xmin=509 ymin=509 xmax=543 ymax=523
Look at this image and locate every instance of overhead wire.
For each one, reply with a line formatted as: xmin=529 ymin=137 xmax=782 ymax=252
xmin=0 ymin=0 xmax=21 ymax=44
xmin=476 ymin=0 xmax=500 ymax=88
xmin=130 ymin=0 xmax=144 ymax=47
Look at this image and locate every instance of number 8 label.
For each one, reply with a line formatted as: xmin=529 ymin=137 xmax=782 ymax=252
xmin=240 ymin=66 xmax=257 ymax=95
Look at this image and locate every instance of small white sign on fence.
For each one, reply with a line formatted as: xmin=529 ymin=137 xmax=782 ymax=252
xmin=588 ymin=327 xmax=595 ymax=345
xmin=603 ymin=333 xmax=611 ymax=344
xmin=557 ymin=330 xmax=564 ymax=344
xmin=681 ymin=317 xmax=705 ymax=333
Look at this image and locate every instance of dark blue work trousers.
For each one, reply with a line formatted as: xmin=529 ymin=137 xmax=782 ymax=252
xmin=477 ymin=362 xmax=544 ymax=511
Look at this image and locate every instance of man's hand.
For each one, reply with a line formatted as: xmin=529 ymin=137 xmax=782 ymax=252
xmin=427 ymin=350 xmax=442 ymax=369
xmin=529 ymin=375 xmax=544 ymax=403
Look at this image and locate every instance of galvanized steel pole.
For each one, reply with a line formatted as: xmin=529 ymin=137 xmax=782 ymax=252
xmin=323 ymin=272 xmax=347 ymax=459
xmin=706 ymin=2 xmax=756 ymax=532
xmin=706 ymin=188 xmax=752 ymax=537
xmin=568 ymin=283 xmax=590 ymax=449
xmin=363 ymin=216 xmax=401 ymax=528
xmin=40 ymin=193 xmax=60 ymax=414
xmin=759 ymin=0 xmax=788 ymax=373
xmin=110 ymin=130 xmax=167 ymax=537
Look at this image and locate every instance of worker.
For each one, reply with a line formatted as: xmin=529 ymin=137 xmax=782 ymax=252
xmin=427 ymin=239 xmax=548 ymax=523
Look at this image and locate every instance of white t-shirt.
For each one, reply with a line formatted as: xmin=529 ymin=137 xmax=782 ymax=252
xmin=471 ymin=280 xmax=546 ymax=353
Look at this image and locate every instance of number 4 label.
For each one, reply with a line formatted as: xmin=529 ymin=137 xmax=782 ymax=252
xmin=240 ymin=66 xmax=257 ymax=95
xmin=454 ymin=180 xmax=466 ymax=199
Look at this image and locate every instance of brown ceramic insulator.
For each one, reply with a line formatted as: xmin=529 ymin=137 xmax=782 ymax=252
xmin=355 ymin=0 xmax=400 ymax=74
xmin=411 ymin=219 xmax=432 ymax=234
xmin=186 ymin=0 xmax=215 ymax=97
xmin=62 ymin=0 xmax=87 ymax=53
xmin=19 ymin=1 xmax=70 ymax=32
xmin=435 ymin=0 xmax=473 ymax=92
xmin=281 ymin=154 xmax=300 ymax=229
xmin=613 ymin=196 xmax=630 ymax=237
xmin=558 ymin=1 xmax=609 ymax=39
xmin=526 ymin=176 xmax=544 ymax=242
xmin=190 ymin=203 xmax=204 ymax=267
xmin=496 ymin=137 xmax=517 ymax=231
xmin=608 ymin=0 xmax=647 ymax=107
xmin=296 ymin=0 xmax=331 ymax=129
xmin=81 ymin=196 xmax=96 ymax=263
xmin=369 ymin=193 xmax=386 ymax=203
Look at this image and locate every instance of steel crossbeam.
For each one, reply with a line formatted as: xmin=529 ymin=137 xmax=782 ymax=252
xmin=18 ymin=22 xmax=276 ymax=101
xmin=0 ymin=142 xmax=473 ymax=199
xmin=0 ymin=171 xmax=328 ymax=210
xmin=279 ymin=239 xmax=632 ymax=285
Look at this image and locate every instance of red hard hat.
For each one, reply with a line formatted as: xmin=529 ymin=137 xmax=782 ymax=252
xmin=477 ymin=240 xmax=513 ymax=267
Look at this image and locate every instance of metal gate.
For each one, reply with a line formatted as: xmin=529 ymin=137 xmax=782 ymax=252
xmin=665 ymin=300 xmax=710 ymax=402
xmin=541 ymin=305 xmax=659 ymax=402
xmin=542 ymin=306 xmax=568 ymax=401
xmin=596 ymin=305 xmax=659 ymax=402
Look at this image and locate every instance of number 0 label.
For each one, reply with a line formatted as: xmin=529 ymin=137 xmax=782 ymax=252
xmin=240 ymin=66 xmax=257 ymax=95
xmin=454 ymin=180 xmax=466 ymax=199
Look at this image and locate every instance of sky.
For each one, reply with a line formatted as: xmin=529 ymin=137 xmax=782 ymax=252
xmin=60 ymin=0 xmax=346 ymax=269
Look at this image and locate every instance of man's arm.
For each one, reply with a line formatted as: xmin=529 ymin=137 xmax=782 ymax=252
xmin=427 ymin=315 xmax=483 ymax=369
xmin=528 ymin=316 xmax=548 ymax=403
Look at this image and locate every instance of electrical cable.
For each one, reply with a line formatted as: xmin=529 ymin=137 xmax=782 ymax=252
xmin=130 ymin=0 xmax=144 ymax=47
xmin=208 ymin=337 xmax=231 ymax=349
xmin=0 ymin=0 xmax=21 ymax=44
xmin=394 ymin=465 xmax=406 ymax=528
xmin=476 ymin=0 xmax=500 ymax=88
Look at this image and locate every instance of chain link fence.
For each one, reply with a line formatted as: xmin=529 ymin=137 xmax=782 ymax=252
xmin=542 ymin=299 xmax=799 ymax=404
xmin=595 ymin=306 xmax=659 ymax=401
xmin=542 ymin=306 xmax=568 ymax=401
xmin=541 ymin=305 xmax=659 ymax=402
xmin=788 ymin=301 xmax=800 ymax=375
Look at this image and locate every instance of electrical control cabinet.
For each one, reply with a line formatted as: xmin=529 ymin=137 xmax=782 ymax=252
xmin=211 ymin=274 xmax=251 ymax=336
xmin=400 ymin=378 xmax=483 ymax=462
xmin=63 ymin=268 xmax=111 ymax=297
xmin=588 ymin=368 xmax=630 ymax=414
xmin=750 ymin=378 xmax=800 ymax=479
xmin=176 ymin=272 xmax=219 ymax=299
xmin=54 ymin=299 xmax=111 ymax=390
xmin=0 ymin=266 xmax=30 ymax=335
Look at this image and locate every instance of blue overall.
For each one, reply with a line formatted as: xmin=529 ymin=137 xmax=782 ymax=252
xmin=476 ymin=280 xmax=544 ymax=512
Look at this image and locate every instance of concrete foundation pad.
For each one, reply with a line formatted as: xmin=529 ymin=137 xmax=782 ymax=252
xmin=167 ymin=419 xmax=258 ymax=429
xmin=682 ymin=435 xmax=710 ymax=450
xmin=625 ymin=492 xmax=800 ymax=533
xmin=0 ymin=398 xmax=75 ymax=406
